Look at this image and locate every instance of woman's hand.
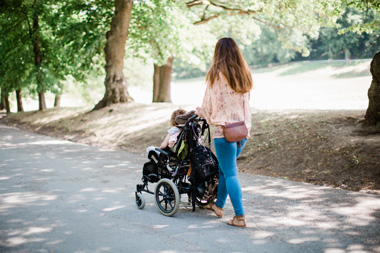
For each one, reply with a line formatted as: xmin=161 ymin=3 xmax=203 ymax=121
xmin=195 ymin=106 xmax=204 ymax=118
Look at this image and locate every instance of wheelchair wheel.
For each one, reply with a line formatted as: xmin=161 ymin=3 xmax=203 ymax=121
xmin=154 ymin=178 xmax=180 ymax=217
xmin=135 ymin=192 xmax=145 ymax=209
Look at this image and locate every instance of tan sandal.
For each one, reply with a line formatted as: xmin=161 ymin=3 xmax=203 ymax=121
xmin=227 ymin=215 xmax=246 ymax=228
xmin=204 ymin=203 xmax=223 ymax=218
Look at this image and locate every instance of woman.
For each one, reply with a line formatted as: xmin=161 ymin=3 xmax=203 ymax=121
xmin=196 ymin=37 xmax=252 ymax=228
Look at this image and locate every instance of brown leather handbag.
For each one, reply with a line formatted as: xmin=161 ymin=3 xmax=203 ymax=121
xmin=223 ymin=121 xmax=248 ymax=143
xmin=222 ymin=100 xmax=248 ymax=147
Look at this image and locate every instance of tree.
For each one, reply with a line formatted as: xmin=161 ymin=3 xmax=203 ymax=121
xmin=1 ymin=0 xmax=67 ymax=111
xmin=1 ymin=0 xmax=110 ymax=112
xmin=128 ymin=0 xmax=216 ymax=102
xmin=186 ymin=0 xmax=345 ymax=56
xmin=15 ymin=89 xmax=24 ymax=112
xmin=32 ymin=0 xmax=46 ymax=110
xmin=341 ymin=0 xmax=380 ymax=126
xmin=365 ymin=51 xmax=380 ymax=126
xmin=92 ymin=0 xmax=134 ymax=110
xmin=0 ymin=1 xmax=31 ymax=113
xmin=0 ymin=89 xmax=5 ymax=111
xmin=308 ymin=8 xmax=380 ymax=60
xmin=0 ymin=88 xmax=10 ymax=113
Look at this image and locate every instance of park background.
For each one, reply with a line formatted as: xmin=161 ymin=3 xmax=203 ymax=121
xmin=1 ymin=1 xmax=379 ymax=193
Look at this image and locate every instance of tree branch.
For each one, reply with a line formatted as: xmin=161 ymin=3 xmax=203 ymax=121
xmin=188 ymin=0 xmax=283 ymax=31
xmin=250 ymin=15 xmax=282 ymax=30
xmin=194 ymin=13 xmax=220 ymax=25
xmin=23 ymin=9 xmax=33 ymax=37
xmin=208 ymin=1 xmax=258 ymax=14
xmin=186 ymin=0 xmax=204 ymax=8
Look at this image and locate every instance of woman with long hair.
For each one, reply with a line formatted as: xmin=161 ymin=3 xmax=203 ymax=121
xmin=196 ymin=37 xmax=252 ymax=228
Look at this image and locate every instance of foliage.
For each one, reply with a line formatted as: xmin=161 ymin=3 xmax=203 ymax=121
xmin=308 ymin=8 xmax=380 ymax=60
xmin=185 ymin=0 xmax=346 ymax=56
xmin=53 ymin=1 xmax=114 ymax=80
xmin=0 ymin=0 xmax=112 ymax=101
xmin=0 ymin=1 xmax=45 ymax=95
xmin=128 ymin=0 xmax=217 ymax=67
xmin=340 ymin=0 xmax=380 ymax=34
xmin=1 ymin=0 xmax=380 ymax=107
xmin=178 ymin=1 xmax=380 ymax=74
xmin=0 ymin=3 xmax=33 ymax=95
xmin=241 ymin=24 xmax=308 ymax=67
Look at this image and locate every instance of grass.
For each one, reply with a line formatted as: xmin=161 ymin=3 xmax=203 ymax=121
xmin=252 ymin=59 xmax=372 ymax=76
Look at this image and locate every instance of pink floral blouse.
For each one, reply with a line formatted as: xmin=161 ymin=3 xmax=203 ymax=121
xmin=199 ymin=72 xmax=252 ymax=139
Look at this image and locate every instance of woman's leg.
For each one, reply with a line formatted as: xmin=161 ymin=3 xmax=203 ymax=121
xmin=214 ymin=138 xmax=247 ymax=216
xmin=215 ymin=162 xmax=227 ymax=209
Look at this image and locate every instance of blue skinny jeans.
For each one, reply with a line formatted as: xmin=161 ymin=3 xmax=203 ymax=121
xmin=214 ymin=138 xmax=247 ymax=216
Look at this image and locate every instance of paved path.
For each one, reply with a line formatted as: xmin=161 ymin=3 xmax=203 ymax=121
xmin=0 ymin=124 xmax=379 ymax=252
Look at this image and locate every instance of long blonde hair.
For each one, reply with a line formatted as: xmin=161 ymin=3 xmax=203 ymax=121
xmin=206 ymin=37 xmax=253 ymax=93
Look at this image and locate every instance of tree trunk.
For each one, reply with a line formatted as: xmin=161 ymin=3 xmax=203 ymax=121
xmin=16 ymin=89 xmax=24 ymax=112
xmin=1 ymin=88 xmax=10 ymax=113
xmin=33 ymin=4 xmax=46 ymax=111
xmin=38 ymin=89 xmax=46 ymax=111
xmin=4 ymin=91 xmax=10 ymax=114
xmin=0 ymin=88 xmax=5 ymax=110
xmin=93 ymin=0 xmax=134 ymax=111
xmin=153 ymin=56 xmax=173 ymax=103
xmin=364 ymin=51 xmax=380 ymax=126
xmin=54 ymin=84 xmax=62 ymax=108
xmin=54 ymin=94 xmax=61 ymax=108
xmin=153 ymin=64 xmax=161 ymax=102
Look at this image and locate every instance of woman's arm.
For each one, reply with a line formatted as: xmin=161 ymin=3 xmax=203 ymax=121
xmin=195 ymin=106 xmax=205 ymax=118
xmin=196 ymin=83 xmax=212 ymax=121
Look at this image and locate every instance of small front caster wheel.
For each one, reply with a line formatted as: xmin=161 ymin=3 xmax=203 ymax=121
xmin=135 ymin=192 xmax=145 ymax=209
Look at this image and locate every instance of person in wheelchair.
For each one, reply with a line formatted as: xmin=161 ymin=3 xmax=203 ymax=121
xmin=146 ymin=108 xmax=187 ymax=156
xmin=136 ymin=109 xmax=218 ymax=217
xmin=144 ymin=108 xmax=196 ymax=177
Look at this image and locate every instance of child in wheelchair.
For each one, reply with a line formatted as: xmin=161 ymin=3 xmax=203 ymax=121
xmin=135 ymin=109 xmax=218 ymax=216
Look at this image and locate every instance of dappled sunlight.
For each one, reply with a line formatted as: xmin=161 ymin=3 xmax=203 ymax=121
xmin=1 ymin=121 xmax=379 ymax=252
xmin=0 ymin=124 xmax=152 ymax=249
xmin=331 ymin=196 xmax=380 ymax=226
xmin=80 ymin=188 xmax=97 ymax=192
xmin=288 ymin=236 xmax=320 ymax=244
xmin=242 ymin=182 xmax=331 ymax=201
xmin=11 ymin=107 xmax=89 ymax=126
xmin=238 ymin=174 xmax=380 ymax=252
xmin=152 ymin=224 xmax=169 ymax=229
xmin=101 ymin=188 xmax=125 ymax=194
xmin=103 ymin=205 xmax=125 ymax=212
xmin=23 ymin=226 xmax=53 ymax=236
xmin=0 ymin=192 xmax=57 ymax=214
xmin=0 ymin=135 xmax=78 ymax=152
xmin=83 ymin=104 xmax=195 ymax=144
xmin=5 ymin=236 xmax=46 ymax=247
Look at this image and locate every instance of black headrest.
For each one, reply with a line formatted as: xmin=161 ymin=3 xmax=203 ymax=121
xmin=175 ymin=110 xmax=196 ymax=125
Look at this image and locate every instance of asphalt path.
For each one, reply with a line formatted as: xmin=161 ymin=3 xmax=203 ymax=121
xmin=1 ymin=124 xmax=379 ymax=253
